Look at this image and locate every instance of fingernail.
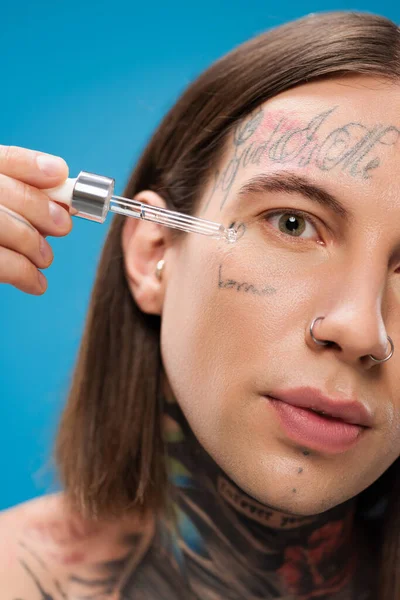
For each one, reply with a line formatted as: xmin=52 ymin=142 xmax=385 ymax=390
xmin=39 ymin=236 xmax=52 ymax=263
xmin=49 ymin=200 xmax=70 ymax=227
xmin=37 ymin=154 xmax=67 ymax=177
xmin=38 ymin=271 xmax=47 ymax=290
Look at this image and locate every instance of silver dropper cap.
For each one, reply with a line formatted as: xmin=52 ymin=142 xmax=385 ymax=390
xmin=72 ymin=171 xmax=115 ymax=223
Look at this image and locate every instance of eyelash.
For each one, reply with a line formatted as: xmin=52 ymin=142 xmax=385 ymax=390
xmin=260 ymin=210 xmax=400 ymax=274
xmin=262 ymin=209 xmax=322 ymax=243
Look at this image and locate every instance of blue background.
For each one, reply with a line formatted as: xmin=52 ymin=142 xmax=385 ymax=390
xmin=1 ymin=0 xmax=399 ymax=511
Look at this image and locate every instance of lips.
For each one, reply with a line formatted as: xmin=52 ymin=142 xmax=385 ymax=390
xmin=267 ymin=386 xmax=373 ymax=427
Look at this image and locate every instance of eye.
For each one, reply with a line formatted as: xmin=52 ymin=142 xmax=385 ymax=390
xmin=263 ymin=210 xmax=320 ymax=241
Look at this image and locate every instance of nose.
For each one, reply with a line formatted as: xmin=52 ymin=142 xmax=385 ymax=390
xmin=308 ymin=315 xmax=392 ymax=368
xmin=306 ymin=269 xmax=392 ymax=369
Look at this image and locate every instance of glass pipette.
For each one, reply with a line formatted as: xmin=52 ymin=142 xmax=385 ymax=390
xmin=43 ymin=170 xmax=238 ymax=244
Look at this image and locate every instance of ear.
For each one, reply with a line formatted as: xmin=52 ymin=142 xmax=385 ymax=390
xmin=121 ymin=190 xmax=169 ymax=315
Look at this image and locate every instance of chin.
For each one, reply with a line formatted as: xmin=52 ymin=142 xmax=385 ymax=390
xmin=228 ymin=469 xmax=353 ymax=519
xmin=252 ymin=489 xmax=338 ymax=517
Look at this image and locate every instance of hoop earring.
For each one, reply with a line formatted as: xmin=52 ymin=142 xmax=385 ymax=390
xmin=310 ymin=316 xmax=394 ymax=363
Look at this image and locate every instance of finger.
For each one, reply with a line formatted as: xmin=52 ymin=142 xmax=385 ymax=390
xmin=0 ymin=204 xmax=53 ymax=270
xmin=0 ymin=246 xmax=47 ymax=295
xmin=0 ymin=176 xmax=72 ymax=237
xmin=0 ymin=144 xmax=68 ymax=189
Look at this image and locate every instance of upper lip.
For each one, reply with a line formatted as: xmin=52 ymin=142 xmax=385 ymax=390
xmin=267 ymin=387 xmax=373 ymax=427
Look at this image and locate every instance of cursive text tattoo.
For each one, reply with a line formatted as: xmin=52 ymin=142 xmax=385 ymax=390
xmin=218 ymin=264 xmax=277 ymax=296
xmin=203 ymin=106 xmax=400 ymax=212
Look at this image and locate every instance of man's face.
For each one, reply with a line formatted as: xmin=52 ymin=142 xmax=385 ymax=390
xmin=160 ymin=75 xmax=400 ymax=515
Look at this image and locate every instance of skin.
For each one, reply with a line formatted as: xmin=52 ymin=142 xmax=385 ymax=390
xmin=124 ymin=74 xmax=400 ymax=596
xmin=2 ymin=395 xmax=375 ymax=599
xmin=124 ymin=74 xmax=400 ymax=510
xmin=154 ymin=75 xmax=400 ymax=517
xmin=2 ymin=74 xmax=399 ymax=598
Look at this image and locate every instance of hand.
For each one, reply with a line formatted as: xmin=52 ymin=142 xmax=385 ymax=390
xmin=0 ymin=145 xmax=72 ymax=294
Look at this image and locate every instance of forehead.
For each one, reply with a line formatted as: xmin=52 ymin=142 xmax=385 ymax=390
xmin=212 ymin=76 xmax=400 ymax=219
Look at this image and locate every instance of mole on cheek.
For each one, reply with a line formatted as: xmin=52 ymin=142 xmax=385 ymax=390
xmin=298 ymin=467 xmax=303 ymax=474
xmin=292 ymin=488 xmax=297 ymax=493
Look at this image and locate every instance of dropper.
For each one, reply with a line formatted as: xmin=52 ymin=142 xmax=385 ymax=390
xmin=43 ymin=171 xmax=237 ymax=243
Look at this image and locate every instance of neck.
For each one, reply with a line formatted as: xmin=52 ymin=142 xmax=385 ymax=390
xmin=160 ymin=385 xmax=372 ymax=600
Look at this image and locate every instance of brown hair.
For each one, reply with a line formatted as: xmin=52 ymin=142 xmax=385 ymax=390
xmin=54 ymin=10 xmax=400 ymax=597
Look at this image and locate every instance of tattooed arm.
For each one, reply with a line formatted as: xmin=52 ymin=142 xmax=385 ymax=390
xmin=0 ymin=492 xmax=156 ymax=600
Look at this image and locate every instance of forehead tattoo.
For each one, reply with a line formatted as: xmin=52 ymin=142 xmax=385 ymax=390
xmin=203 ymin=105 xmax=400 ymax=213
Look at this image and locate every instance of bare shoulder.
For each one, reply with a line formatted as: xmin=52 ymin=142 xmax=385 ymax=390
xmin=0 ymin=492 xmax=156 ymax=599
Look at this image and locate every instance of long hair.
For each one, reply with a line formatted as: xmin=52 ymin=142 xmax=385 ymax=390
xmin=54 ymin=11 xmax=400 ymax=597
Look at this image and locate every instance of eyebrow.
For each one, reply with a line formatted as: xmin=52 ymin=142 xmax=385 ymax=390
xmin=236 ymin=171 xmax=354 ymax=222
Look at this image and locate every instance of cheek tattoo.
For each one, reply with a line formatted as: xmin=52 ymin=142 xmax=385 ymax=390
xmin=204 ymin=105 xmax=400 ymax=212
xmin=218 ymin=221 xmax=276 ymax=296
xmin=218 ymin=264 xmax=277 ymax=296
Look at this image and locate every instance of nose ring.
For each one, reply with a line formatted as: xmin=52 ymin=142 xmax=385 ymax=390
xmin=309 ymin=316 xmax=394 ymax=363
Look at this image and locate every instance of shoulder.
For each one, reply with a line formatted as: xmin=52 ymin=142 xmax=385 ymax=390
xmin=0 ymin=492 xmax=155 ymax=598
